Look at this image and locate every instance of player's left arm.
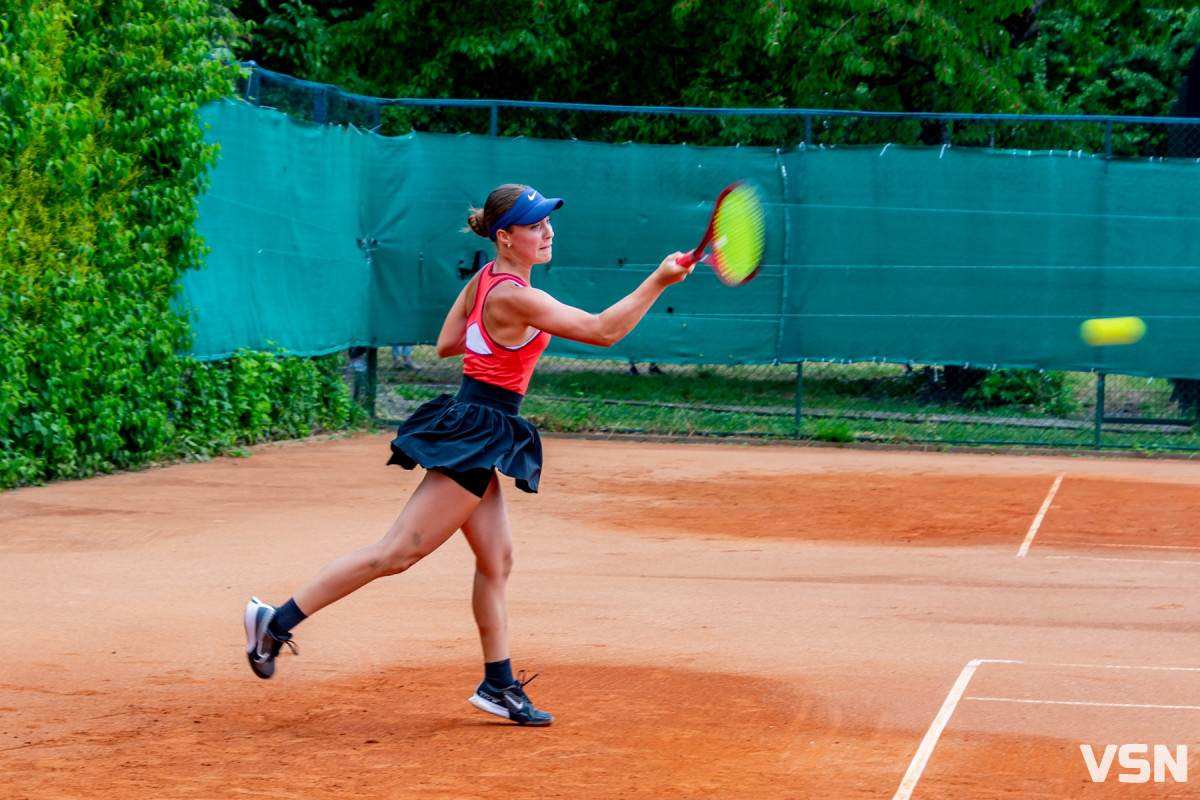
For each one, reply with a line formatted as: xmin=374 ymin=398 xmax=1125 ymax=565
xmin=436 ymin=273 xmax=480 ymax=357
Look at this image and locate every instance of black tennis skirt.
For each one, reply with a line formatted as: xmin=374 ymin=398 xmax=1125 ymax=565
xmin=387 ymin=375 xmax=542 ymax=494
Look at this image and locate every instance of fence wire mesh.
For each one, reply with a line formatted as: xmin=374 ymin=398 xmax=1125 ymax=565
xmin=345 ymin=346 xmax=1200 ymax=453
xmin=240 ymin=67 xmax=1200 ymax=452
xmin=239 ymin=65 xmax=1200 ymax=156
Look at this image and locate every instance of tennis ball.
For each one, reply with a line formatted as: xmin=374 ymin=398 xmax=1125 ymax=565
xmin=1080 ymin=316 xmax=1146 ymax=346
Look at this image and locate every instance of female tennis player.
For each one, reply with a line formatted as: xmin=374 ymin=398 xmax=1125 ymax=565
xmin=245 ymin=184 xmax=692 ymax=726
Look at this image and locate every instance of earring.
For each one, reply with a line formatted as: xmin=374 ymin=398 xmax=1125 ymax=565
xmin=506 ymin=243 xmax=511 ymax=248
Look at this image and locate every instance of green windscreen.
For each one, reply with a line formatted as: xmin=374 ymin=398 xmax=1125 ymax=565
xmin=181 ymin=100 xmax=372 ymax=359
xmin=184 ymin=99 xmax=1200 ymax=379
xmin=779 ymin=146 xmax=1200 ymax=377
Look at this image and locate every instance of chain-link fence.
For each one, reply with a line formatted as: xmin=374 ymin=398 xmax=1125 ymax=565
xmin=239 ymin=64 xmax=1200 ymax=156
xmin=240 ymin=66 xmax=1200 ymax=452
xmin=344 ymin=346 xmax=1200 ymax=453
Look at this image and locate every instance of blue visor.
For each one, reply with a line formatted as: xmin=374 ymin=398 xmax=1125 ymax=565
xmin=488 ymin=188 xmax=564 ymax=240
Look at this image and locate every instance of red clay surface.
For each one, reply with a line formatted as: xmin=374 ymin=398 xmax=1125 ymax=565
xmin=2 ymin=433 xmax=1199 ymax=799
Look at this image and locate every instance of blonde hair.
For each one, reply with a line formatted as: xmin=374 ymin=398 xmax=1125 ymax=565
xmin=465 ymin=183 xmax=529 ymax=240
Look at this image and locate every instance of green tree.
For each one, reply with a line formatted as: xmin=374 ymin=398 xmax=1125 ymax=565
xmin=1015 ymin=3 xmax=1200 ymax=116
xmin=237 ymin=1 xmax=1200 ymax=120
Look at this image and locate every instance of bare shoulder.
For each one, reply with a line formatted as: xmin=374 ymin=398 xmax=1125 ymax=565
xmin=488 ymin=279 xmax=556 ymax=309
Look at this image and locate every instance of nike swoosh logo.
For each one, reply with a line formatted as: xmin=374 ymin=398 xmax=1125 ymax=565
xmin=510 ymin=698 xmax=525 ymax=710
xmin=527 ymin=192 xmax=536 ymax=200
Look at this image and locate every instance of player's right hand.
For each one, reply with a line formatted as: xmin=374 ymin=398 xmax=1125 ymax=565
xmin=655 ymin=251 xmax=694 ymax=286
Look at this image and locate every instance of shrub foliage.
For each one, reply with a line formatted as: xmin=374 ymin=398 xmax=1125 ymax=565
xmin=0 ymin=0 xmax=357 ymax=490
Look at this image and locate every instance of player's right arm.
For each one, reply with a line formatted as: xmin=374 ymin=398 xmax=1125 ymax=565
xmin=488 ymin=252 xmax=692 ymax=348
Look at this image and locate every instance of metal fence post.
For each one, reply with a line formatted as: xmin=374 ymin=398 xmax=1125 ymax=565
xmin=795 ymin=362 xmax=804 ymax=435
xmin=365 ymin=347 xmax=378 ymax=419
xmin=314 ymin=88 xmax=327 ymax=125
xmin=490 ymin=104 xmax=499 ymax=137
xmin=245 ymin=62 xmax=261 ymax=105
xmin=1094 ymin=373 xmax=1106 ymax=447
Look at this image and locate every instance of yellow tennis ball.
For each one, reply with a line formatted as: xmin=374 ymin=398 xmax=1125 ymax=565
xmin=1080 ymin=316 xmax=1146 ymax=346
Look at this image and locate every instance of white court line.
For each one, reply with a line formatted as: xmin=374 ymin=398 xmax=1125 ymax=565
xmin=891 ymin=659 xmax=1200 ymax=799
xmin=1080 ymin=543 xmax=1200 ymax=551
xmin=892 ymin=659 xmax=1020 ymax=800
xmin=965 ymin=696 xmax=1200 ymax=711
xmin=1046 ymin=555 xmax=1200 ymax=566
xmin=1046 ymin=662 xmax=1200 ymax=673
xmin=1016 ymin=474 xmax=1063 ymax=558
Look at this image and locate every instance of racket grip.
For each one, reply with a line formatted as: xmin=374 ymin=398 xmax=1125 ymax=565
xmin=676 ymin=251 xmax=698 ymax=267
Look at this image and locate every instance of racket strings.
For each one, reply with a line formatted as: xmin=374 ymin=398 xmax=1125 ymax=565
xmin=710 ymin=186 xmax=766 ymax=284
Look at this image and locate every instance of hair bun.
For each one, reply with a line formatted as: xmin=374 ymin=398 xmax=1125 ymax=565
xmin=466 ymin=208 xmax=488 ymax=238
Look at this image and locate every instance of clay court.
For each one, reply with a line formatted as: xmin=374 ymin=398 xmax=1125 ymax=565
xmin=3 ymin=433 xmax=1199 ymax=799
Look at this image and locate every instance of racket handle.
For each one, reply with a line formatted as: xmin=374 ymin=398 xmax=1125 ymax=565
xmin=676 ymin=251 xmax=698 ymax=267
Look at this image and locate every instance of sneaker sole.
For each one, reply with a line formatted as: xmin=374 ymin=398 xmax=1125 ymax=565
xmin=468 ymin=692 xmax=510 ymax=719
xmin=244 ymin=598 xmax=275 ymax=680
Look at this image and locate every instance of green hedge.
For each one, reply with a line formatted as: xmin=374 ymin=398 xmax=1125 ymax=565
xmin=0 ymin=1 xmax=359 ymax=490
xmin=173 ymin=349 xmax=359 ymax=460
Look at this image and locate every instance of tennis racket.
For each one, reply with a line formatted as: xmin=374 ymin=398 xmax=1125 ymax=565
xmin=677 ymin=180 xmax=766 ymax=286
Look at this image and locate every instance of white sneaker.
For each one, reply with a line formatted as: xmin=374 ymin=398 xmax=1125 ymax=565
xmin=244 ymin=597 xmax=296 ymax=679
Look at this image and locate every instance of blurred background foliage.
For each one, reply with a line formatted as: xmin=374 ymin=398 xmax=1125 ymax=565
xmin=4 ymin=1 xmax=1200 ymax=489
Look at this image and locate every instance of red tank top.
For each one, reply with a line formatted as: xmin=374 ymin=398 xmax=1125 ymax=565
xmin=462 ymin=264 xmax=551 ymax=394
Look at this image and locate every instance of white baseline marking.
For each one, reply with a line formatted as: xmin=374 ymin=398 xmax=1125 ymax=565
xmin=1017 ymin=474 xmax=1063 ymax=558
xmin=1046 ymin=555 xmax=1200 ymax=566
xmin=965 ymin=696 xmax=1200 ymax=711
xmin=1046 ymin=662 xmax=1200 ymax=673
xmin=893 ymin=659 xmax=1020 ymax=800
xmin=1081 ymin=543 xmax=1200 ymax=551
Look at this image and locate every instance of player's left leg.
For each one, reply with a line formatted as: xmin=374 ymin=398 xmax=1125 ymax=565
xmin=461 ymin=474 xmax=553 ymax=726
xmin=462 ymin=473 xmax=513 ymax=663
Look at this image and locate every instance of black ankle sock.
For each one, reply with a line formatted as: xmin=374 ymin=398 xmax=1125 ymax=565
xmin=269 ymin=598 xmax=307 ymax=638
xmin=484 ymin=658 xmax=514 ymax=690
